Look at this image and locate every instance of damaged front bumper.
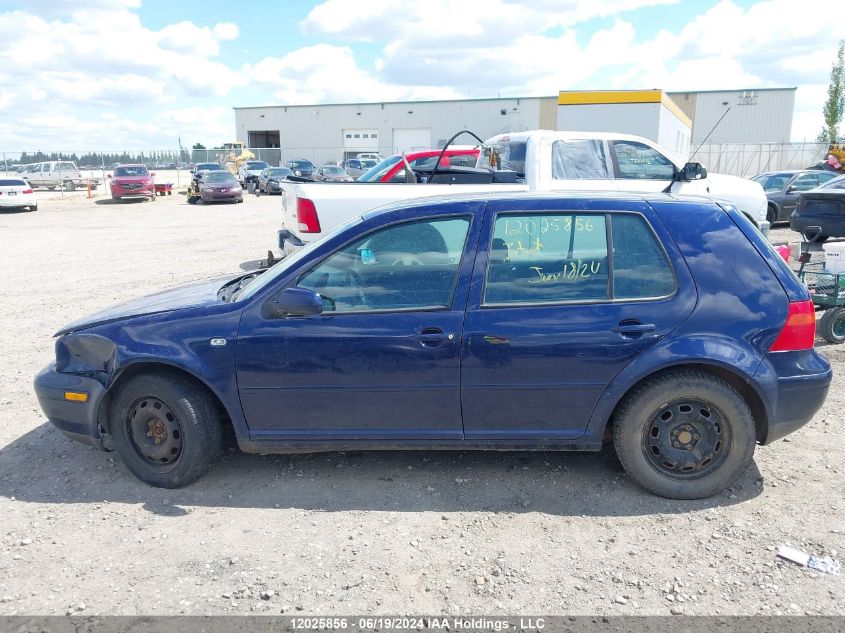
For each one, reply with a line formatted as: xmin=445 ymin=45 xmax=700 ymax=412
xmin=34 ymin=363 xmax=107 ymax=449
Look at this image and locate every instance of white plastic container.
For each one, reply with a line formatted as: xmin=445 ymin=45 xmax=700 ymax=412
xmin=822 ymin=242 xmax=845 ymax=274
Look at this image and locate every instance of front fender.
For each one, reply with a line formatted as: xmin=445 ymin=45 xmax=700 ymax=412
xmin=584 ymin=334 xmax=770 ymax=441
xmin=78 ymin=305 xmax=250 ymax=440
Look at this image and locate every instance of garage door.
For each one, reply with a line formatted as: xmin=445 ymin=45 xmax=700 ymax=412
xmin=393 ymin=128 xmax=432 ymax=153
xmin=343 ymin=129 xmax=379 ymax=153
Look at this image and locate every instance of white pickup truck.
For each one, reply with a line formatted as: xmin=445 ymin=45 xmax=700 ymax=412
xmin=277 ymin=130 xmax=768 ymax=256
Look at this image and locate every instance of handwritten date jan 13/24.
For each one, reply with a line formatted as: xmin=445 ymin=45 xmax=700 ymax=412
xmin=528 ymin=260 xmax=602 ymax=283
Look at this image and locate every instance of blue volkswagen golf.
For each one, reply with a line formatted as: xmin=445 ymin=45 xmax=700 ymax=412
xmin=34 ymin=193 xmax=831 ymax=499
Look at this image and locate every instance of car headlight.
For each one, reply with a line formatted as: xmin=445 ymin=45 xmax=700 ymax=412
xmin=294 ymin=170 xmax=301 ymax=176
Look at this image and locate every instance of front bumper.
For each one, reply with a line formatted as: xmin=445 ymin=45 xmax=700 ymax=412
xmin=756 ymin=349 xmax=832 ymax=444
xmin=112 ymin=186 xmax=154 ymax=199
xmin=34 ymin=364 xmax=107 ymax=449
xmin=202 ymin=190 xmax=243 ymax=202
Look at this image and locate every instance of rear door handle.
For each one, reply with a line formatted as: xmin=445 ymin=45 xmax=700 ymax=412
xmin=612 ymin=322 xmax=656 ymax=336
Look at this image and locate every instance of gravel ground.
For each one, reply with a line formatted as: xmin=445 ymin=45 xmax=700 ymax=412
xmin=0 ymin=192 xmax=842 ymax=617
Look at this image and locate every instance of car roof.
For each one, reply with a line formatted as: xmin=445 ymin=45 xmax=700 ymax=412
xmin=114 ymin=163 xmax=146 ymax=168
xmin=361 ymin=190 xmax=717 ymax=220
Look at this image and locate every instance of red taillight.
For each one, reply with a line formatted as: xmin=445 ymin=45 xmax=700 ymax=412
xmin=769 ymin=300 xmax=815 ymax=352
xmin=22 ymin=188 xmax=33 ymax=194
xmin=296 ymin=197 xmax=321 ymax=233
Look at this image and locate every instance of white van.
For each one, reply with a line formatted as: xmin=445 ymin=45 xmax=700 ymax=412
xmin=23 ymin=161 xmax=98 ymax=191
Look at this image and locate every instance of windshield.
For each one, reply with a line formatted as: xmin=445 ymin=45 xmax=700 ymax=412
xmin=358 ymin=156 xmax=402 ymax=182
xmin=233 ymin=215 xmax=364 ymax=302
xmin=197 ymin=163 xmax=220 ymax=171
xmin=204 ymin=171 xmax=237 ymax=184
xmin=323 ymin=166 xmax=345 ymax=175
xmin=289 ymin=161 xmax=313 ymax=169
xmin=246 ymin=161 xmax=269 ymax=170
xmin=751 ymin=173 xmax=793 ymax=191
xmin=268 ymin=168 xmax=292 ymax=177
xmin=114 ymin=166 xmax=149 ymax=177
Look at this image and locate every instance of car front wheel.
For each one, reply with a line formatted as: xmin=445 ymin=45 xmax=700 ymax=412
xmin=109 ymin=371 xmax=223 ymax=488
xmin=612 ymin=369 xmax=756 ymax=499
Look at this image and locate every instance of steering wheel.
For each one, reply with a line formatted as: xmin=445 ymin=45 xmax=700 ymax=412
xmin=390 ymin=254 xmax=426 ymax=266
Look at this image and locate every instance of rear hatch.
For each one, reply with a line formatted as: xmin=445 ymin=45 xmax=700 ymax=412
xmin=798 ymin=190 xmax=845 ymax=218
xmin=0 ymin=179 xmax=30 ymax=198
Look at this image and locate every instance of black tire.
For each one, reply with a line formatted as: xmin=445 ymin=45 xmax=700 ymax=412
xmin=766 ymin=205 xmax=778 ymax=225
xmin=63 ymin=181 xmax=75 ymax=191
xmin=109 ymin=371 xmax=223 ymax=488
xmin=612 ymin=369 xmax=756 ymax=499
xmin=819 ymin=307 xmax=845 ymax=344
xmin=28 ymin=204 xmax=37 ymax=212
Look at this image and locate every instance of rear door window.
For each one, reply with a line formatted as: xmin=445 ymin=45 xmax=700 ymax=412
xmin=484 ymin=213 xmax=609 ymax=305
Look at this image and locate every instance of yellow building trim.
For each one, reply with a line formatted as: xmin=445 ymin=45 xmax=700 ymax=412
xmin=557 ymin=90 xmax=692 ymax=128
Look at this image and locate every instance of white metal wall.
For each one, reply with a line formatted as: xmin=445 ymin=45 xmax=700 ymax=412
xmin=670 ymin=89 xmax=796 ymax=145
xmin=234 ymin=97 xmax=553 ymax=165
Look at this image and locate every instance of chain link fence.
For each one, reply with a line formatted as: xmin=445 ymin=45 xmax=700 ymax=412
xmin=0 ymin=142 xmax=835 ymax=178
xmin=692 ymin=142 xmax=830 ymax=177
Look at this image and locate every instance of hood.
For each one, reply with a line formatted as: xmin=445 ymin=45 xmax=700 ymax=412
xmin=56 ymin=273 xmax=242 ymax=336
xmin=706 ymin=173 xmax=767 ymax=222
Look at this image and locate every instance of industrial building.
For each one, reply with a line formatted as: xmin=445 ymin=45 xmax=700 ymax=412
xmin=232 ymin=87 xmax=796 ymax=166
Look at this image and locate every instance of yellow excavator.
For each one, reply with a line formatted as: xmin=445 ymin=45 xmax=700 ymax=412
xmin=218 ymin=142 xmax=255 ymax=176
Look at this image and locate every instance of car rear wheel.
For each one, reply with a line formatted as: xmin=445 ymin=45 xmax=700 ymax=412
xmin=28 ymin=204 xmax=37 ymax=212
xmin=819 ymin=307 xmax=845 ymax=344
xmin=109 ymin=372 xmax=223 ymax=488
xmin=613 ymin=369 xmax=756 ymax=499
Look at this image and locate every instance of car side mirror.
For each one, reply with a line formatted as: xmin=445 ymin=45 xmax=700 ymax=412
xmin=680 ymin=162 xmax=707 ymax=181
xmin=275 ymin=287 xmax=323 ymax=317
xmin=787 ymin=185 xmax=798 ymax=193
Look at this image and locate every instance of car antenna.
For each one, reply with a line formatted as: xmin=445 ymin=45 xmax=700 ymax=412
xmin=663 ymin=102 xmax=730 ymax=194
xmin=689 ymin=102 xmax=731 ymax=162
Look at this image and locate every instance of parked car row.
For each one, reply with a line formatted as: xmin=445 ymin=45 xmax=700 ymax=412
xmin=753 ymin=169 xmax=845 ymax=240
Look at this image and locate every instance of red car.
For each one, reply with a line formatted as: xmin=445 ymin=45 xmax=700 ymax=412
xmin=357 ymin=148 xmax=480 ymax=183
xmin=110 ymin=164 xmax=155 ymax=202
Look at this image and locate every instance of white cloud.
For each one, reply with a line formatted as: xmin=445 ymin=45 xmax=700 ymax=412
xmin=245 ymin=44 xmax=462 ymax=105
xmin=0 ymin=0 xmax=840 ymax=151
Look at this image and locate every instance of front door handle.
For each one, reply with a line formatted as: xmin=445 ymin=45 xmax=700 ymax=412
xmin=414 ymin=328 xmax=455 ymax=347
xmin=613 ymin=322 xmax=656 ymax=337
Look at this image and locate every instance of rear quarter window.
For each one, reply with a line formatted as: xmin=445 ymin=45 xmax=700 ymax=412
xmin=611 ymin=214 xmax=676 ymax=299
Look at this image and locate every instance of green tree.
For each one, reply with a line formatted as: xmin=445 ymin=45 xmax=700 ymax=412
xmin=818 ymin=40 xmax=845 ymax=143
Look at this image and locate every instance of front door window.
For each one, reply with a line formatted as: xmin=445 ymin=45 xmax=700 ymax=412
xmin=297 ymin=217 xmax=471 ymax=312
xmin=613 ymin=140 xmax=675 ymax=180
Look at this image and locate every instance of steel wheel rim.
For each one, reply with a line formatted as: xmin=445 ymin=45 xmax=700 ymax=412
xmin=126 ymin=396 xmax=183 ymax=470
xmin=641 ymin=399 xmax=731 ymax=480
